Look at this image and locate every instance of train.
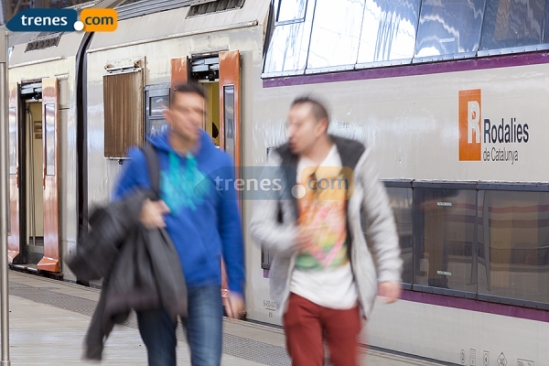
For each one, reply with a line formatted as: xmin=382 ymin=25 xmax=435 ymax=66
xmin=6 ymin=0 xmax=549 ymax=364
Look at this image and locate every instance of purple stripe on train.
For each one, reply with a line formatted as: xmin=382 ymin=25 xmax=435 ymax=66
xmin=262 ymin=271 xmax=549 ymax=321
xmin=401 ymin=290 xmax=549 ymax=322
xmin=263 ymin=52 xmax=549 ymax=88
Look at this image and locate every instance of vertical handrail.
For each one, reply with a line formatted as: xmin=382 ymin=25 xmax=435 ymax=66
xmin=0 ymin=29 xmax=12 ymax=366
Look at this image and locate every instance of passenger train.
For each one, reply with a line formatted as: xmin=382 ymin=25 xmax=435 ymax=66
xmin=6 ymin=0 xmax=549 ymax=364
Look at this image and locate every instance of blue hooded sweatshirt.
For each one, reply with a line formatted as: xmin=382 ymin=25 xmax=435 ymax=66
xmin=113 ymin=129 xmax=245 ymax=296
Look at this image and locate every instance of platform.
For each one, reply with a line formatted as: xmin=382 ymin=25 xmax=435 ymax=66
xmin=3 ymin=271 xmax=445 ymax=365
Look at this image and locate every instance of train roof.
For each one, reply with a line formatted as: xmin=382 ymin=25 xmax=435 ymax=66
xmin=7 ymin=0 xmax=213 ymax=67
xmin=116 ymin=0 xmax=194 ymax=21
xmin=87 ymin=0 xmax=267 ymax=54
xmin=7 ymin=0 xmax=194 ymax=48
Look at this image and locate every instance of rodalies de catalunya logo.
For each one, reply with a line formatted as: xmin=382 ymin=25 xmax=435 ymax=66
xmin=459 ymin=89 xmax=529 ymax=164
xmin=7 ymin=8 xmax=117 ymax=33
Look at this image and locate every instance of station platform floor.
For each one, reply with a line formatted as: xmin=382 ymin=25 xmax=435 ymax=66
xmin=3 ymin=271 xmax=445 ymax=366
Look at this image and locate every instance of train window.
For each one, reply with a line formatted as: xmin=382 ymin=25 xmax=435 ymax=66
xmin=187 ymin=0 xmax=245 ymax=17
xmin=413 ymin=0 xmax=486 ymax=61
xmin=477 ymin=190 xmax=549 ymax=305
xmin=306 ymin=0 xmax=364 ymax=70
xmin=479 ymin=0 xmax=547 ymax=52
xmin=44 ymin=103 xmax=55 ymax=176
xmin=386 ymin=187 xmax=414 ymax=285
xmin=276 ymin=0 xmax=307 ymax=24
xmin=356 ymin=0 xmax=420 ymax=66
xmin=263 ymin=0 xmax=315 ymax=76
xmin=103 ymin=69 xmax=143 ymax=159
xmin=223 ymin=86 xmax=235 ymax=161
xmin=413 ymin=188 xmax=477 ymax=293
xmin=9 ymin=107 xmax=16 ymax=175
xmin=149 ymin=96 xmax=168 ymax=117
xmin=144 ymin=84 xmax=170 ymax=138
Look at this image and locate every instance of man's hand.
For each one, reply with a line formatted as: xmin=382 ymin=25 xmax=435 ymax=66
xmin=377 ymin=281 xmax=401 ymax=303
xmin=139 ymin=199 xmax=170 ymax=229
xmin=225 ymin=292 xmax=246 ymax=319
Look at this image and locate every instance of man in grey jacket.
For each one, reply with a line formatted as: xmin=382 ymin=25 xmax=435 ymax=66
xmin=250 ymin=96 xmax=402 ymax=366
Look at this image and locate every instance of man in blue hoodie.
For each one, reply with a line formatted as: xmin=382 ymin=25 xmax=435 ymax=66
xmin=113 ymin=82 xmax=245 ymax=366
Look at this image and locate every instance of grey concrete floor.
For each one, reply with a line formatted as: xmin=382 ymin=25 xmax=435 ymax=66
xmin=2 ymin=271 xmax=444 ymax=366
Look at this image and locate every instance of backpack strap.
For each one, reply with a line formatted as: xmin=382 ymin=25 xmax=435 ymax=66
xmin=141 ymin=142 xmax=161 ymax=201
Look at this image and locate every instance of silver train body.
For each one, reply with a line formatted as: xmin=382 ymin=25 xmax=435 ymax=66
xmin=6 ymin=0 xmax=549 ymax=364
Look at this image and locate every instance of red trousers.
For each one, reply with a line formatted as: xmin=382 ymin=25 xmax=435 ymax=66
xmin=283 ymin=293 xmax=363 ymax=366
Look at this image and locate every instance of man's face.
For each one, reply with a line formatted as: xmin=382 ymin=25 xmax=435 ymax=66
xmin=287 ymin=103 xmax=326 ymax=155
xmin=164 ymin=91 xmax=205 ymax=143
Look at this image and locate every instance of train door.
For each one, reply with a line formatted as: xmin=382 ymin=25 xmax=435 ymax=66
xmin=8 ymin=80 xmax=44 ymax=268
xmin=218 ymin=51 xmax=241 ymax=172
xmin=8 ymin=78 xmax=61 ymax=273
xmin=8 ymin=83 xmax=21 ymax=263
xmin=24 ymin=99 xmax=45 ymax=267
xmin=171 ymin=50 xmax=242 ymax=313
xmin=38 ymin=78 xmax=61 ymax=273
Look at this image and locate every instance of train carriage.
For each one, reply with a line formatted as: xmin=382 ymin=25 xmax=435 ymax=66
xmin=7 ymin=15 xmax=89 ymax=278
xmin=6 ymin=0 xmax=549 ymax=364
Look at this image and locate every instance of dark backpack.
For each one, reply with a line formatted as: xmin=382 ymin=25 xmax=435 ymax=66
xmin=141 ymin=142 xmax=161 ymax=200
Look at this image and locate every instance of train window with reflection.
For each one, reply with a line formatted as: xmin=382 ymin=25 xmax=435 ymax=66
xmin=306 ymin=0 xmax=364 ymax=70
xmin=223 ymin=86 xmax=235 ymax=161
xmin=149 ymin=95 xmax=168 ymax=117
xmin=144 ymin=84 xmax=169 ymax=138
xmin=276 ymin=0 xmax=307 ymax=23
xmin=413 ymin=188 xmax=477 ymax=293
xmin=357 ymin=0 xmax=421 ymax=66
xmin=45 ymin=103 xmax=56 ymax=176
xmin=386 ymin=187 xmax=414 ymax=284
xmin=479 ymin=0 xmax=548 ymax=51
xmin=413 ymin=0 xmax=486 ymax=60
xmin=263 ymin=0 xmax=315 ymax=75
xmin=477 ymin=191 xmax=549 ymax=305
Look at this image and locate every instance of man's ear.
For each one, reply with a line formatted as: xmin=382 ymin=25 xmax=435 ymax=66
xmin=318 ymin=117 xmax=329 ymax=135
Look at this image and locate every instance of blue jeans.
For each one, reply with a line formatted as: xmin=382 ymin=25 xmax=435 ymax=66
xmin=137 ymin=285 xmax=223 ymax=366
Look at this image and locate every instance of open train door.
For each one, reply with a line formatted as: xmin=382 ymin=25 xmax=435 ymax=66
xmin=219 ymin=50 xmax=241 ymax=176
xmin=37 ymin=78 xmax=60 ymax=273
xmin=171 ymin=56 xmax=191 ymax=88
xmin=170 ymin=52 xmax=242 ymax=315
xmin=219 ymin=50 xmax=242 ymax=315
xmin=8 ymin=83 xmax=20 ymax=263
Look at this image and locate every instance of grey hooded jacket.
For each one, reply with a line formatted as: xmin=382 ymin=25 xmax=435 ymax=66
xmin=249 ymin=135 xmax=402 ymax=319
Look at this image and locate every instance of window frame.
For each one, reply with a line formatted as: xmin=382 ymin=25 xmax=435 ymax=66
xmin=383 ymin=179 xmax=549 ymax=310
xmin=262 ymin=0 xmax=549 ymax=79
xmin=412 ymin=0 xmax=487 ymax=63
xmin=275 ymin=0 xmax=308 ymax=26
xmin=103 ymin=66 xmax=144 ymax=160
xmin=355 ymin=0 xmax=422 ymax=70
xmin=144 ymin=83 xmax=170 ymax=139
xmin=261 ymin=0 xmax=317 ymax=78
xmin=259 ymin=175 xmax=549 ymax=310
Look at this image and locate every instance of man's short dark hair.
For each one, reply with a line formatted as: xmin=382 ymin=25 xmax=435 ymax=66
xmin=291 ymin=96 xmax=330 ymax=125
xmin=171 ymin=82 xmax=207 ymax=104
